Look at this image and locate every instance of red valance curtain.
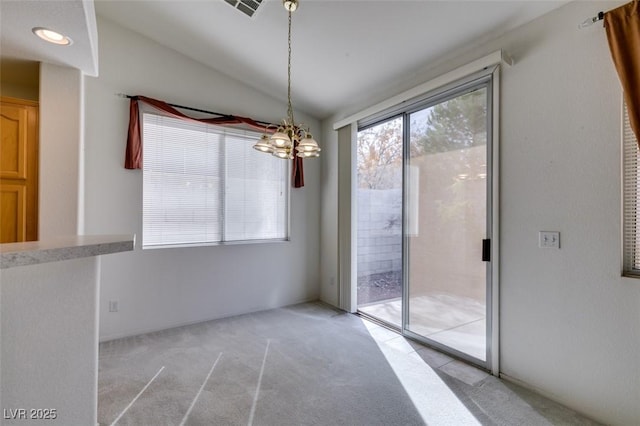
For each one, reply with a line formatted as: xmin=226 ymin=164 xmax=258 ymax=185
xmin=125 ymin=96 xmax=304 ymax=188
xmin=605 ymin=0 xmax=640 ymax=144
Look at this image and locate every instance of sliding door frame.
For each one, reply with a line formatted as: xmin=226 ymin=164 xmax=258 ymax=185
xmin=338 ymin=53 xmax=505 ymax=375
xmin=353 ymin=65 xmax=500 ymax=374
xmin=400 ymin=69 xmax=496 ymax=371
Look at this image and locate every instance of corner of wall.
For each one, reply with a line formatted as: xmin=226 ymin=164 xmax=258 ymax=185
xmin=319 ymin=118 xmax=340 ymax=307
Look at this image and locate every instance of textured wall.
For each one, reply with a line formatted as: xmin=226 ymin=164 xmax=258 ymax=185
xmin=1 ymin=257 xmax=100 ymax=425
xmin=39 ymin=63 xmax=82 ymax=238
xmin=356 ymin=188 xmax=402 ymax=277
xmin=320 ymin=1 xmax=640 ymax=424
xmin=84 ymin=17 xmax=321 ymax=341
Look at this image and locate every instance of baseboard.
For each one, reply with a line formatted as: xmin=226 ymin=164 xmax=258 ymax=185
xmin=315 ymin=299 xmax=344 ymax=312
xmin=498 ymin=373 xmax=603 ymax=425
xmin=499 ymin=372 xmax=560 ymax=400
xmin=99 ymin=297 xmax=318 ymax=342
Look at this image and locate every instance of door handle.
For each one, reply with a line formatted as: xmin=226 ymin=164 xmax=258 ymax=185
xmin=482 ymin=239 xmax=491 ymax=262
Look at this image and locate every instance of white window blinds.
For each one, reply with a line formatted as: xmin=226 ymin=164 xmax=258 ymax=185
xmin=623 ymin=101 xmax=640 ymax=276
xmin=142 ymin=113 xmax=289 ymax=248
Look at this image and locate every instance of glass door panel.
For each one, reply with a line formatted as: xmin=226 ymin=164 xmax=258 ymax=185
xmin=406 ymin=87 xmax=489 ymax=361
xmin=356 ymin=117 xmax=403 ymax=328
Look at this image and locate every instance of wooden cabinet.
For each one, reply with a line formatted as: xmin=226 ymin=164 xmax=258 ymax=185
xmin=1 ymin=97 xmax=38 ymax=242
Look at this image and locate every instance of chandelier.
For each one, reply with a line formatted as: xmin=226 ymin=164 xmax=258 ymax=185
xmin=253 ymin=0 xmax=321 ymax=159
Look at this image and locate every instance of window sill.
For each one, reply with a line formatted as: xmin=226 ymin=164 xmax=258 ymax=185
xmin=141 ymin=238 xmax=290 ymax=250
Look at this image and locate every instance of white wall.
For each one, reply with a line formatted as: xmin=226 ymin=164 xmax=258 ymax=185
xmin=1 ymin=257 xmax=100 ymax=425
xmin=320 ymin=1 xmax=640 ymax=424
xmin=319 ymin=117 xmax=339 ymax=306
xmin=84 ymin=17 xmax=320 ymax=341
xmin=39 ymin=63 xmax=82 ymax=238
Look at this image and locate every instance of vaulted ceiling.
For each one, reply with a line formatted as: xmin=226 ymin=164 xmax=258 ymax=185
xmin=1 ymin=0 xmax=571 ymax=119
xmin=0 ymin=0 xmax=98 ymax=76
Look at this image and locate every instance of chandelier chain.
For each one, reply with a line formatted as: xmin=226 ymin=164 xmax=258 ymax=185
xmin=252 ymin=0 xmax=320 ymax=159
xmin=287 ymin=9 xmax=295 ymax=126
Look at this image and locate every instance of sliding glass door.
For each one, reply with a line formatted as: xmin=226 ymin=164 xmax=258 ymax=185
xmin=356 ymin=73 xmax=494 ymax=367
xmin=356 ymin=117 xmax=403 ymax=328
xmin=404 ymin=84 xmax=490 ymax=363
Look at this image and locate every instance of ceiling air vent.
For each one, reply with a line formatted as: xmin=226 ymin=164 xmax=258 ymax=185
xmin=224 ymin=0 xmax=263 ymax=18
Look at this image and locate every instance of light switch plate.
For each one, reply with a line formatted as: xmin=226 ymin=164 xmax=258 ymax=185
xmin=539 ymin=231 xmax=560 ymax=249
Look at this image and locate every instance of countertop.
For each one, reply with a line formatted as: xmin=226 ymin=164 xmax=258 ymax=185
xmin=0 ymin=235 xmax=135 ymax=269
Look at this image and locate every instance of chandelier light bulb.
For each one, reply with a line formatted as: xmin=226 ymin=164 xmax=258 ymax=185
xmin=271 ymin=131 xmax=291 ymax=148
xmin=272 ymin=147 xmax=292 ymax=159
xmin=297 ymin=134 xmax=320 ymax=152
xmin=253 ymin=134 xmax=274 ymax=153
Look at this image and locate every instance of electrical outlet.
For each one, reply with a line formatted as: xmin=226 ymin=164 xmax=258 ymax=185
xmin=539 ymin=231 xmax=560 ymax=249
xmin=108 ymin=300 xmax=119 ymax=312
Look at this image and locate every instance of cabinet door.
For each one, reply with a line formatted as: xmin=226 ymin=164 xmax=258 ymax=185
xmin=1 ymin=97 xmax=38 ymax=243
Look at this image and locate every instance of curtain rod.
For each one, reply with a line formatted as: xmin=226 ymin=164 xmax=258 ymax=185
xmin=579 ymin=11 xmax=604 ymax=28
xmin=115 ymin=93 xmax=275 ymax=127
xmin=579 ymin=0 xmax=640 ymax=29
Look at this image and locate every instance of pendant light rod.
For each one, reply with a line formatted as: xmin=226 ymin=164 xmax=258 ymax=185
xmin=287 ymin=7 xmax=294 ymax=126
xmin=252 ymin=0 xmax=321 ymax=159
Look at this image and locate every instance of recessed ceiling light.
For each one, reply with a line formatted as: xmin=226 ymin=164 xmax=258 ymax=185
xmin=32 ymin=27 xmax=73 ymax=46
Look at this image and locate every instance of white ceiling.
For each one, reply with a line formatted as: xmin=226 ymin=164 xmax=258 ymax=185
xmin=0 ymin=0 xmax=99 ymax=76
xmin=95 ymin=0 xmax=569 ymax=119
xmin=1 ymin=0 xmax=571 ymax=119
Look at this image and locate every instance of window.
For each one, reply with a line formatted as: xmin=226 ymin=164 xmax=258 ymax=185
xmin=142 ymin=113 xmax=289 ymax=248
xmin=623 ymin=102 xmax=640 ymax=276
